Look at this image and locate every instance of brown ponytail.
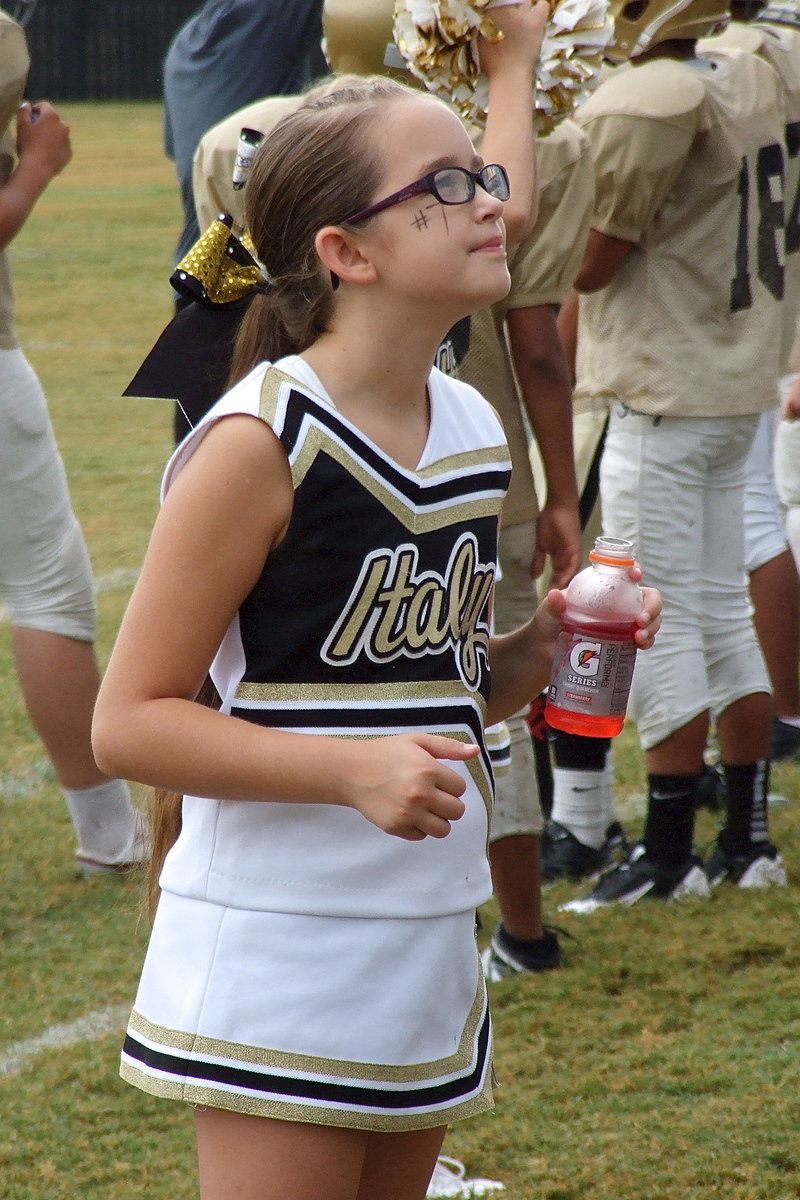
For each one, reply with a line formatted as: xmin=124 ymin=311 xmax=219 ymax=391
xmin=228 ymin=78 xmax=416 ymax=385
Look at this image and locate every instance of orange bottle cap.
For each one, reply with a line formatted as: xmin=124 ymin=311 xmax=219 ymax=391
xmin=589 ymin=550 xmax=635 ymax=566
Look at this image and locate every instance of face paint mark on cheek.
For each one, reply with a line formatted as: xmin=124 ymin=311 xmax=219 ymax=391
xmin=411 ymin=209 xmax=430 ymax=231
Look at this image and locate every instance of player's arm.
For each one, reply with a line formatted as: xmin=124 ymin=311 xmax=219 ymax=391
xmin=478 ymin=0 xmax=549 ymax=244
xmin=557 ymin=229 xmax=634 ymax=377
xmin=507 ymin=303 xmax=581 ymax=587
xmin=573 ymin=227 xmax=634 ymax=291
xmin=0 ymin=102 xmax=71 ymax=250
xmin=555 ymin=287 xmax=579 ymax=384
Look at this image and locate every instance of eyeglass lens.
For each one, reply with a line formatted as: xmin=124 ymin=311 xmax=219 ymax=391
xmin=433 ymin=165 xmax=509 ymax=205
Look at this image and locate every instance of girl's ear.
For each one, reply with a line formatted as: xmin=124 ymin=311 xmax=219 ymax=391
xmin=315 ymin=226 xmax=378 ymax=287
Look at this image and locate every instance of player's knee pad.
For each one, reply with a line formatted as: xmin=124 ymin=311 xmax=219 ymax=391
xmin=489 ymin=712 xmax=544 ymax=841
xmin=627 ymin=644 xmax=710 ymax=751
xmin=706 ymin=630 xmax=771 ymax=719
xmin=7 ymin=519 xmax=96 ymax=641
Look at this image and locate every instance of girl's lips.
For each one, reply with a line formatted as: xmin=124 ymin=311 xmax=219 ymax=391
xmin=475 ymin=235 xmax=505 ymax=251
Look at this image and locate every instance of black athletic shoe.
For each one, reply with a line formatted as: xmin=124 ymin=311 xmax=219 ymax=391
xmin=769 ymin=716 xmax=800 ymax=762
xmin=481 ymin=923 xmax=561 ymax=980
xmin=705 ymin=840 xmax=787 ymax=888
xmin=541 ymin=820 xmax=612 ymax=882
xmin=559 ymin=844 xmax=710 ymax=913
xmin=605 ymin=819 xmax=631 ymax=861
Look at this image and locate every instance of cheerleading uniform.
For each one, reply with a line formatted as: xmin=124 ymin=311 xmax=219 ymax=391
xmin=121 ymin=355 xmax=511 ymax=1129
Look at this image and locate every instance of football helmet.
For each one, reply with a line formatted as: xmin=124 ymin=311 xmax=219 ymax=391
xmin=605 ymin=0 xmax=731 ymax=61
xmin=5 ymin=0 xmax=38 ymax=27
xmin=754 ymin=0 xmax=800 ymax=29
xmin=728 ymin=0 xmax=767 ymax=17
xmin=322 ymin=0 xmax=410 ymax=77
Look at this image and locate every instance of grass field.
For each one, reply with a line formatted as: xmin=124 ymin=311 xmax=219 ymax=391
xmin=2 ymin=103 xmax=800 ymax=1200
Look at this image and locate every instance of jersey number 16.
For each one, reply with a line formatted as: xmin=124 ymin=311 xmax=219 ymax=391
xmin=731 ymin=124 xmax=800 ymax=312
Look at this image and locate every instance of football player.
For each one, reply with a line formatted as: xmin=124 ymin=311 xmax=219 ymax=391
xmin=560 ymin=0 xmax=788 ymax=911
xmin=702 ymin=1 xmax=800 ymax=761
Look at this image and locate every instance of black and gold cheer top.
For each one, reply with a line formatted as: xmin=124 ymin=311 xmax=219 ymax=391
xmin=159 ymin=356 xmax=511 ymax=918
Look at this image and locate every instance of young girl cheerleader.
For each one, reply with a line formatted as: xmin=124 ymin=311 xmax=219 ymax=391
xmin=93 ymin=77 xmax=660 ymax=1200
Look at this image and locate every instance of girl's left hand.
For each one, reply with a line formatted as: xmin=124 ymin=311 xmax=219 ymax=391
xmin=541 ymin=570 xmax=662 ymax=651
xmin=478 ymin=0 xmax=551 ymax=76
xmin=632 ymin=585 xmax=661 ymax=649
xmin=627 ymin=561 xmax=661 ymax=649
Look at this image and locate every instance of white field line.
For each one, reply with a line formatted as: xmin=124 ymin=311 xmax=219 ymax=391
xmin=0 ymin=567 xmax=139 ymax=624
xmin=0 ymin=1003 xmax=130 ymax=1078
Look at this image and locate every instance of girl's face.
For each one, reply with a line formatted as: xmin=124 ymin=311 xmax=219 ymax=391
xmin=352 ymin=95 xmax=511 ymax=317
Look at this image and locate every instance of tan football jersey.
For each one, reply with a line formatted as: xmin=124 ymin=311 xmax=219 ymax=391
xmin=454 ymin=119 xmax=594 ymax=527
xmin=574 ymin=49 xmax=784 ymax=417
xmin=0 ymin=10 xmax=30 ymax=350
xmin=701 ymin=20 xmax=800 ymax=371
xmin=193 ymin=95 xmax=304 ymax=234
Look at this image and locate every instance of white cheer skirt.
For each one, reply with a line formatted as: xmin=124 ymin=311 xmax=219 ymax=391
xmin=121 ymin=891 xmax=494 ymax=1131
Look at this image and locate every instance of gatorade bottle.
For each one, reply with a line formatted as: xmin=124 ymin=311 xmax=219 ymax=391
xmin=544 ymin=536 xmax=642 ymax=737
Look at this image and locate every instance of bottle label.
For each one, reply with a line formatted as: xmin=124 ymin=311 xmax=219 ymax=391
xmin=547 ymin=630 xmax=637 ymax=718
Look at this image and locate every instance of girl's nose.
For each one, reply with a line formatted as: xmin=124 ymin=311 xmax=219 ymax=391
xmin=475 ymin=187 xmax=504 ymax=220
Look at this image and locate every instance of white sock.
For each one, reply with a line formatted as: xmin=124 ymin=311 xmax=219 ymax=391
xmin=63 ymin=779 xmax=144 ymax=865
xmin=600 ymin=747 xmax=617 ymax=830
xmin=550 ymin=755 xmax=615 ymax=850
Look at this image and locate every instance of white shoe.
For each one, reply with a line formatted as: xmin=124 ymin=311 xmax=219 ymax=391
xmin=426 ymin=1156 xmax=505 ymax=1198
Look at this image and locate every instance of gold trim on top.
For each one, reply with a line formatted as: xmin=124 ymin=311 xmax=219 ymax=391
xmin=289 ymin=422 xmax=505 ymax=534
xmin=258 ymin=366 xmax=510 ymax=485
xmin=258 ymin=366 xmax=324 ymax=427
xmin=233 ymin=678 xmax=486 ymax=711
xmin=257 ymin=369 xmax=508 ymax=534
xmin=415 ymin=444 xmax=510 ymax=479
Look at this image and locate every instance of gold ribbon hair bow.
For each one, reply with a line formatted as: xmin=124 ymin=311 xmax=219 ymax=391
xmin=170 ymin=213 xmax=264 ymax=307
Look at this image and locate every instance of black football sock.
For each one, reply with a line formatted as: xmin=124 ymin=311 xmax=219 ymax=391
xmin=552 ymin=730 xmax=612 ymax=770
xmin=719 ymin=760 xmax=770 ymax=855
xmin=642 ymin=774 xmax=699 ymax=868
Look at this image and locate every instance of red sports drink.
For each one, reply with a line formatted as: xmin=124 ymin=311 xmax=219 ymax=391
xmin=544 ymin=537 xmax=642 ymax=737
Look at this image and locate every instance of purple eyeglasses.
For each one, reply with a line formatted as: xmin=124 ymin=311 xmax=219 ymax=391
xmin=343 ymin=163 xmax=510 ymax=225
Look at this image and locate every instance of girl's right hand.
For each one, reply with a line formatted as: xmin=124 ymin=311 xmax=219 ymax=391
xmin=347 ymin=733 xmax=481 ymax=841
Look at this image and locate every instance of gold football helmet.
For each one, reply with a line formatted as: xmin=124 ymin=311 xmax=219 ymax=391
xmin=605 ymin=0 xmax=731 ymax=61
xmin=755 ymin=0 xmax=800 ymax=29
xmin=322 ymin=0 xmax=410 ymax=77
